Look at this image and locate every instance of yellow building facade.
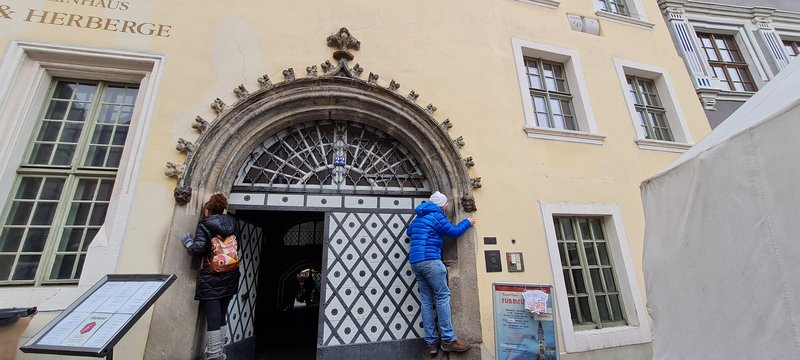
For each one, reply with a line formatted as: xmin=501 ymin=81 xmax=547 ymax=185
xmin=0 ymin=1 xmax=710 ymax=359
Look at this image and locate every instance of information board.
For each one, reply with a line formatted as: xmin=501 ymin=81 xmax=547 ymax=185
xmin=493 ymin=282 xmax=559 ymax=360
xmin=21 ymin=274 xmax=176 ymax=358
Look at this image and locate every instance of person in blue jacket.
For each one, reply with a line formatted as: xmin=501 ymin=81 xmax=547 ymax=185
xmin=407 ymin=191 xmax=476 ymax=356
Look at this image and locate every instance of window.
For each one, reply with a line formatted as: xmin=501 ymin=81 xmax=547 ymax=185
xmin=524 ymin=58 xmax=576 ymax=130
xmin=512 ymin=39 xmax=604 ymax=145
xmin=541 ymin=202 xmax=650 ymax=353
xmin=697 ymin=33 xmax=757 ymax=92
xmin=598 ymin=0 xmax=630 ymax=17
xmin=0 ymin=80 xmax=138 ymax=284
xmin=784 ymin=40 xmax=800 ymax=59
xmin=626 ymin=76 xmax=672 ymax=141
xmin=554 ymin=216 xmax=625 ymax=330
xmin=614 ymin=58 xmax=694 ymax=152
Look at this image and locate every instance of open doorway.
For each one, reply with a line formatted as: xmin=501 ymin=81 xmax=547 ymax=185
xmin=235 ymin=210 xmax=324 ymax=360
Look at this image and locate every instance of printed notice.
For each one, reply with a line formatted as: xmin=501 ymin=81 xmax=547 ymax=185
xmin=95 ymin=282 xmax=145 ymax=313
xmin=60 ymin=313 xmax=112 ymax=347
xmin=118 ymin=281 xmax=162 ymax=314
xmin=37 ymin=312 xmax=91 ymax=346
xmin=82 ymin=313 xmax=132 ymax=349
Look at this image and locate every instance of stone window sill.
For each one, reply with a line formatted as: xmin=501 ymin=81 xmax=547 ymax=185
xmin=596 ymin=11 xmax=655 ymax=30
xmin=516 ymin=0 xmax=559 ymax=9
xmin=524 ymin=127 xmax=606 ymax=145
xmin=636 ymin=139 xmax=692 ymax=153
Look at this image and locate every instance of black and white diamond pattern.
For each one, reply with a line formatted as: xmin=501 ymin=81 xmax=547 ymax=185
xmin=225 ymin=219 xmax=262 ymax=345
xmin=321 ymin=211 xmax=422 ymax=346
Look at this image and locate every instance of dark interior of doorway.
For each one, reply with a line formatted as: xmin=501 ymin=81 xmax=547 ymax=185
xmin=236 ymin=210 xmax=324 ymax=360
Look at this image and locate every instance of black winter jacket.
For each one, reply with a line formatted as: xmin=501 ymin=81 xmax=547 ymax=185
xmin=186 ymin=213 xmax=240 ymax=300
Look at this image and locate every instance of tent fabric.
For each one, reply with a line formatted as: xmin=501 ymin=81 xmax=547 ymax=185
xmin=641 ymin=59 xmax=800 ymax=359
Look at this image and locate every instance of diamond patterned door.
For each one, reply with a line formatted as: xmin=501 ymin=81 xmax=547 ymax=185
xmin=321 ymin=211 xmax=423 ymax=349
xmin=224 ymin=218 xmax=262 ymax=354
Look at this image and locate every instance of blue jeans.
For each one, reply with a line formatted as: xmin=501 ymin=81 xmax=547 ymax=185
xmin=411 ymin=259 xmax=456 ymax=344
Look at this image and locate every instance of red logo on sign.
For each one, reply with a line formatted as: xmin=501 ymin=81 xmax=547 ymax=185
xmin=80 ymin=321 xmax=97 ymax=334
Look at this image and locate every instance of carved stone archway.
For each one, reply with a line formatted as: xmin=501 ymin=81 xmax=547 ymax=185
xmin=145 ymin=28 xmax=482 ymax=359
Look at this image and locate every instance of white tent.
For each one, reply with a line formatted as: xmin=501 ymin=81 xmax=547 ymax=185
xmin=641 ymin=58 xmax=800 ymax=360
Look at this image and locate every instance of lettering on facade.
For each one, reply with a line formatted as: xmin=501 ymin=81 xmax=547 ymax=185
xmin=0 ymin=3 xmax=172 ymax=37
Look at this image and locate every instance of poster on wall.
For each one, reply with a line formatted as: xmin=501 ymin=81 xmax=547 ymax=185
xmin=493 ymin=282 xmax=559 ymax=360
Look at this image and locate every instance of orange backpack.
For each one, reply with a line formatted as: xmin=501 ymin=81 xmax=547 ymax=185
xmin=206 ymin=234 xmax=240 ymax=273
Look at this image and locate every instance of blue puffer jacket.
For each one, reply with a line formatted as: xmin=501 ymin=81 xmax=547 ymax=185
xmin=406 ymin=201 xmax=472 ymax=264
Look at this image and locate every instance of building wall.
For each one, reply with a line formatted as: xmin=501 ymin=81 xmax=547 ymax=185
xmin=0 ymin=1 xmax=710 ymax=359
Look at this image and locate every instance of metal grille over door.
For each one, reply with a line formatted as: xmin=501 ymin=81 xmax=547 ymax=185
xmin=225 ymin=219 xmax=262 ymax=345
xmin=322 ymin=211 xmax=422 ymax=346
xmin=234 ymin=121 xmax=430 ymax=195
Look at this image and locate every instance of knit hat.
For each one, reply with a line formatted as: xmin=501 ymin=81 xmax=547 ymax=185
xmin=429 ymin=191 xmax=448 ymax=207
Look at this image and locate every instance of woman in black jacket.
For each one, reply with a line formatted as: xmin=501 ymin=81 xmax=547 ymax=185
xmin=180 ymin=193 xmax=240 ymax=360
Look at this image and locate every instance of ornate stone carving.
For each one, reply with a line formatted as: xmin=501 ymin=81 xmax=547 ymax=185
xmin=307 ymin=65 xmax=318 ymax=78
xmin=234 ymin=84 xmax=249 ymax=99
xmin=352 ymin=63 xmax=363 ymax=77
xmin=463 ymin=156 xmax=474 ymax=168
xmin=470 ymin=177 xmax=482 ymax=189
xmin=283 ymin=68 xmax=295 ymax=81
xmin=367 ymin=72 xmax=379 ymax=85
xmin=425 ymin=104 xmax=437 ymax=115
xmin=453 ymin=136 xmax=465 ymax=148
xmin=407 ymin=90 xmax=419 ymax=103
xmin=440 ymin=118 xmax=453 ymax=130
xmin=165 ymin=162 xmax=185 ymax=177
xmin=321 ymin=60 xmax=333 ymax=73
xmin=210 ymin=98 xmax=226 ymax=114
xmin=257 ymin=74 xmax=273 ymax=88
xmin=192 ymin=116 xmax=208 ymax=133
xmin=389 ymin=80 xmax=400 ymax=92
xmin=326 ymin=27 xmax=361 ymax=61
xmin=176 ymin=138 xmax=196 ymax=154
xmin=174 ymin=185 xmax=192 ymax=205
xmin=461 ymin=195 xmax=477 ymax=212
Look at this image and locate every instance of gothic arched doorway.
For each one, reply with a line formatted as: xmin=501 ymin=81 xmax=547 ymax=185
xmin=145 ymin=28 xmax=481 ymax=360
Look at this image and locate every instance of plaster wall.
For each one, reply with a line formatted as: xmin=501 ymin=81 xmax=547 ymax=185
xmin=0 ymin=0 xmax=710 ymax=359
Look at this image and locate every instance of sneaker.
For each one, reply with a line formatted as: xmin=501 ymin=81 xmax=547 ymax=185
xmin=440 ymin=339 xmax=470 ymax=352
xmin=426 ymin=343 xmax=439 ymax=357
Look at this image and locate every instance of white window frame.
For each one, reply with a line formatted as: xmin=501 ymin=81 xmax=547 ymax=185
xmin=540 ymin=201 xmax=650 ymax=353
xmin=512 ymin=38 xmax=605 ymax=145
xmin=592 ymin=0 xmax=655 ymax=30
xmin=613 ymin=58 xmax=694 ymax=153
xmin=514 ymin=0 xmax=559 ymax=9
xmin=0 ymin=41 xmax=163 ymax=309
xmin=688 ymin=20 xmax=770 ymax=94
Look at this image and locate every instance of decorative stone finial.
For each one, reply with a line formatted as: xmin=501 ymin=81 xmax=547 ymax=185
xmin=453 ymin=136 xmax=465 ymax=148
xmin=426 ymin=104 xmax=437 ymax=115
xmin=407 ymin=90 xmax=419 ymax=103
xmin=470 ymin=177 xmax=482 ymax=189
xmin=463 ymin=157 xmax=475 ymax=168
xmin=389 ymin=80 xmax=400 ymax=92
xmin=307 ymin=65 xmax=318 ymax=78
xmin=176 ymin=138 xmax=196 ymax=154
xmin=234 ymin=84 xmax=249 ymax=99
xmin=165 ymin=162 xmax=185 ymax=177
xmin=210 ymin=98 xmax=226 ymax=114
xmin=352 ymin=64 xmax=363 ymax=77
xmin=440 ymin=118 xmax=453 ymax=130
xmin=461 ymin=195 xmax=477 ymax=212
xmin=367 ymin=72 xmax=379 ymax=85
xmin=174 ymin=185 xmax=192 ymax=205
xmin=257 ymin=74 xmax=273 ymax=88
xmin=192 ymin=116 xmax=208 ymax=133
xmin=327 ymin=27 xmax=361 ymax=61
xmin=321 ymin=60 xmax=333 ymax=73
xmin=283 ymin=68 xmax=295 ymax=81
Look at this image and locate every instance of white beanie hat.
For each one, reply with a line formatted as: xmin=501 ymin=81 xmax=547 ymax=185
xmin=429 ymin=191 xmax=448 ymax=207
